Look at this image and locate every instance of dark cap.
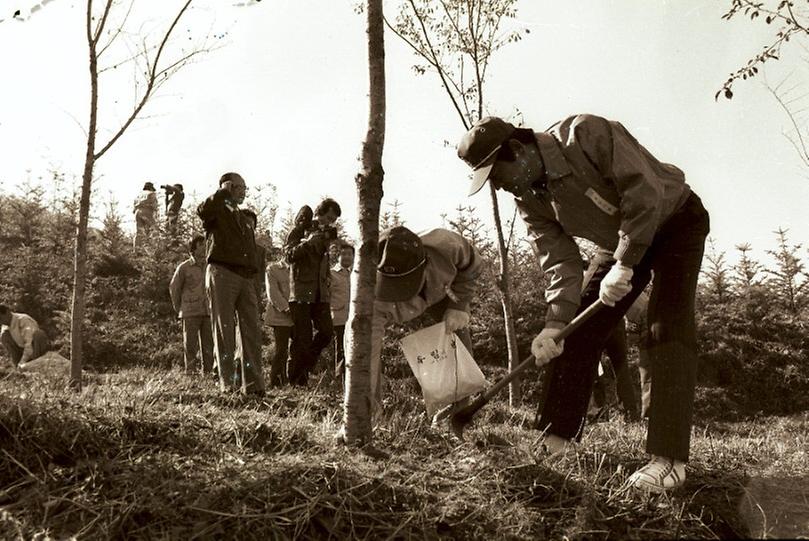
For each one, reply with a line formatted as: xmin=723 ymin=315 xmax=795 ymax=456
xmin=143 ymin=182 xmax=156 ymax=191
xmin=376 ymin=226 xmax=427 ymax=302
xmin=457 ymin=116 xmax=515 ymax=196
xmin=219 ymin=172 xmax=244 ymax=186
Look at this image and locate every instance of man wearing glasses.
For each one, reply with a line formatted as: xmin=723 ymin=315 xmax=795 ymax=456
xmin=197 ymin=172 xmax=264 ymax=396
xmin=456 ymin=115 xmax=709 ymax=492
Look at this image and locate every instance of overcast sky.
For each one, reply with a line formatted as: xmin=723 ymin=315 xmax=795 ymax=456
xmin=1 ymin=0 xmax=808 ymax=267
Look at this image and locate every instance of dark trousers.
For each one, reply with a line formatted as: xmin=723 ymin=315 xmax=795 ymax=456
xmin=638 ymin=333 xmax=652 ymax=419
xmin=333 ymin=325 xmax=346 ymax=377
xmin=270 ymin=325 xmax=292 ymax=386
xmin=1 ymin=329 xmax=50 ymax=366
xmin=182 ymin=316 xmax=214 ymax=374
xmin=289 ymin=301 xmax=333 ymax=385
xmin=536 ymin=193 xmax=709 ymax=462
xmin=592 ymin=319 xmax=640 ymax=421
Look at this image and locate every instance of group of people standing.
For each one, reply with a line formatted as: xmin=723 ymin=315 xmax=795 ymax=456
xmin=133 ymin=181 xmax=186 ymax=248
xmin=264 ymin=199 xmax=356 ymax=388
xmin=166 ymin=112 xmax=711 ymax=494
xmin=1 ymin=111 xmax=709 ymax=495
xmin=169 ymin=176 xmax=355 ymax=396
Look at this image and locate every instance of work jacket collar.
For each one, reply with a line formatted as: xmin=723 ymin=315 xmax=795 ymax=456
xmin=535 ymin=132 xmax=571 ymax=181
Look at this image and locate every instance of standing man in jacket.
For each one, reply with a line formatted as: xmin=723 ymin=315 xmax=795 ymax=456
xmin=457 ymin=114 xmax=710 ymax=492
xmin=169 ymin=234 xmax=214 ymax=375
xmin=284 ymin=198 xmax=341 ymax=386
xmin=197 ymin=172 xmax=264 ymax=395
xmin=368 ymin=226 xmax=483 ymax=417
xmin=0 ymin=305 xmax=50 ymax=367
xmin=265 ymin=247 xmax=293 ymax=387
xmin=330 ymin=242 xmax=354 ymax=378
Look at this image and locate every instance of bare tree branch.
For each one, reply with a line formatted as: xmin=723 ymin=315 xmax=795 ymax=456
xmin=785 ymin=1 xmax=808 ymax=34
xmin=86 ymin=0 xmax=95 ymax=45
xmin=505 ymin=203 xmax=517 ymax=252
xmin=383 ymin=14 xmax=431 ymax=62
xmin=94 ymin=0 xmax=194 ymax=160
xmin=92 ymin=0 xmax=115 ymax=44
xmin=767 ymin=80 xmax=809 ymax=167
xmin=97 ymin=0 xmax=135 ymax=57
xmin=469 ymin=1 xmax=484 ymax=118
xmin=406 ymin=0 xmax=470 ymax=128
xmin=98 ymin=42 xmax=152 ymax=74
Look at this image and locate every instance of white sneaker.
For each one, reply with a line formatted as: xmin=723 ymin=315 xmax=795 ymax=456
xmin=540 ymin=433 xmax=575 ymax=458
xmin=628 ymin=455 xmax=686 ymax=493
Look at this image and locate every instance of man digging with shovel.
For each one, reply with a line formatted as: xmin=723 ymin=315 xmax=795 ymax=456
xmin=456 ymin=114 xmax=710 ymax=493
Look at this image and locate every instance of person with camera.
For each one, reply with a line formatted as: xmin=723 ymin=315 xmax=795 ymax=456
xmin=161 ymin=183 xmax=185 ymax=234
xmin=284 ymin=198 xmax=341 ymax=386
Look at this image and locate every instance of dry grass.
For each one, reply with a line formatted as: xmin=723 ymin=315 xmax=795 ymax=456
xmin=0 ymin=364 xmax=807 ymax=539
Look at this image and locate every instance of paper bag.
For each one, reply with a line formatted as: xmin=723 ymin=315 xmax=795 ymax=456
xmin=400 ymin=322 xmax=486 ymax=416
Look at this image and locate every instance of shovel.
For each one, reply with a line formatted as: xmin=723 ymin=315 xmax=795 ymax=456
xmin=447 ymin=299 xmax=604 ymax=441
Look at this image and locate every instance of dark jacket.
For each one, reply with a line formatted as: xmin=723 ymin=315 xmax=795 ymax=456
xmin=197 ymin=188 xmax=257 ymax=276
xmin=284 ymin=223 xmax=331 ymax=303
xmin=166 ymin=189 xmax=185 ymax=215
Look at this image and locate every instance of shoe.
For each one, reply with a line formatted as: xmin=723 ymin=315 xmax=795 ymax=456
xmin=628 ymin=455 xmax=686 ymax=493
xmin=540 ymin=433 xmax=574 ymax=459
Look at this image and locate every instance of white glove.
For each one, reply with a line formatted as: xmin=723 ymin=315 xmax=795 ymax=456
xmin=599 ymin=264 xmax=633 ymax=306
xmin=531 ymin=328 xmax=564 ymax=367
xmin=443 ymin=309 xmax=470 ymax=334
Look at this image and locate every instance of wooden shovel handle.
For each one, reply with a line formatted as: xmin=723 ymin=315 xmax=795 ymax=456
xmin=478 ymin=299 xmax=604 ymax=402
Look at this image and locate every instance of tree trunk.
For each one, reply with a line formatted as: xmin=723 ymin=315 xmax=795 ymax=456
xmin=488 ymin=183 xmax=520 ymax=405
xmin=341 ymin=0 xmax=386 ymax=445
xmin=70 ymin=2 xmax=99 ymax=390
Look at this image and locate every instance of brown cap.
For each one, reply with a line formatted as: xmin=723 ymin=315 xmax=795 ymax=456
xmin=376 ymin=226 xmax=427 ymax=302
xmin=457 ymin=116 xmax=516 ymax=196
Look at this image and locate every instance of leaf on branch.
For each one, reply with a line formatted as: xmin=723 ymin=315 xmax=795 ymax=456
xmin=725 ymin=88 xmax=734 ymax=99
